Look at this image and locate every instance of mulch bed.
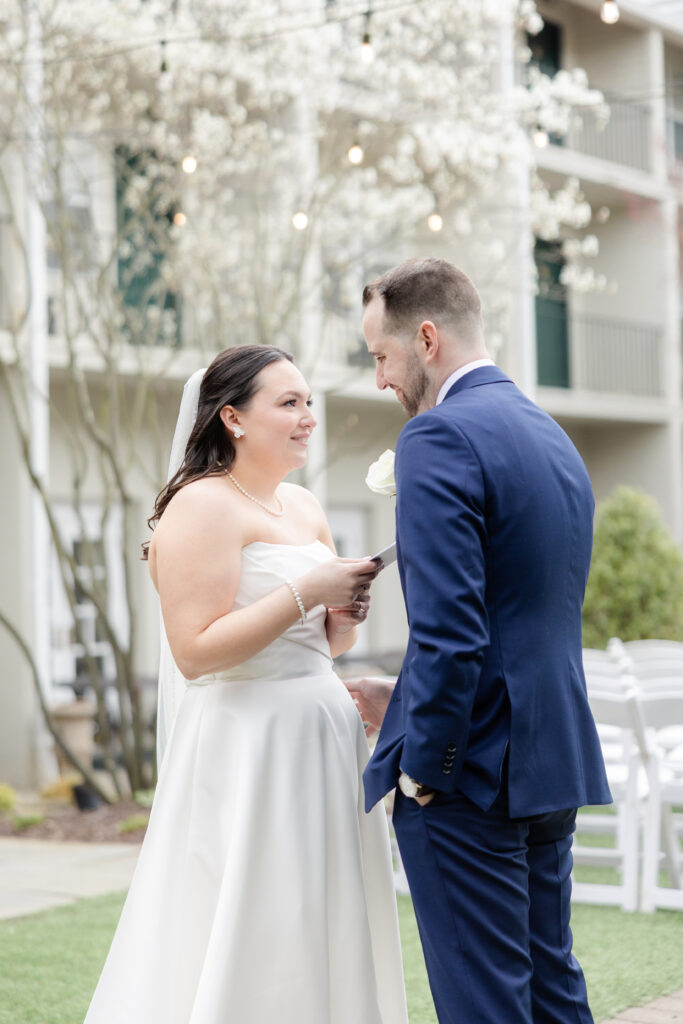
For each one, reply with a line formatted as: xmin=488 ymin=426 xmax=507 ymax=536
xmin=0 ymin=800 xmax=148 ymax=844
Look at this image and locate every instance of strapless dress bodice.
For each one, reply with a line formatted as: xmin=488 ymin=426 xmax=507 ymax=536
xmin=188 ymin=539 xmax=335 ymax=686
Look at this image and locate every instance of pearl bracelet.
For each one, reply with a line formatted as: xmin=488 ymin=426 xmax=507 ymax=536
xmin=285 ymin=578 xmax=307 ymax=625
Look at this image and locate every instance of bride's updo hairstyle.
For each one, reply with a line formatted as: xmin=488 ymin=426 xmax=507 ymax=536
xmin=143 ymin=344 xmax=293 ymax=558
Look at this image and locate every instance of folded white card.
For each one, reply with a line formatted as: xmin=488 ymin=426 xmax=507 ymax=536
xmin=371 ymin=542 xmax=397 ymax=567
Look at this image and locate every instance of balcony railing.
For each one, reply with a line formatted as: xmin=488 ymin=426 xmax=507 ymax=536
xmin=564 ymin=95 xmax=652 ymax=174
xmin=667 ymin=110 xmax=683 ymax=167
xmin=536 ymin=306 xmax=664 ymax=398
xmin=321 ymin=313 xmax=373 ymax=371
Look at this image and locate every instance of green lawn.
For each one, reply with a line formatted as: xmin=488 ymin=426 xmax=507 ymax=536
xmin=0 ymin=891 xmax=680 ymax=1023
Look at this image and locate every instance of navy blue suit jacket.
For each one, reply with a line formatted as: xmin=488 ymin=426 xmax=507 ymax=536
xmin=363 ymin=367 xmax=611 ymax=818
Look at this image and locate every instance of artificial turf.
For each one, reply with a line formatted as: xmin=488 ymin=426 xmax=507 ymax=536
xmin=0 ymin=890 xmax=680 ymax=1023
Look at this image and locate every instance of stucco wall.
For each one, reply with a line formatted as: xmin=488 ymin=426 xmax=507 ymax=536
xmin=0 ymin=386 xmax=42 ymax=789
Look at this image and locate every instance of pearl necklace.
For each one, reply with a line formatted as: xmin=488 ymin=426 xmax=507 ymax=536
xmin=227 ymin=471 xmax=285 ymax=517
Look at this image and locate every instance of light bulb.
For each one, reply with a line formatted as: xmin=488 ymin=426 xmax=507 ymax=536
xmin=533 ymin=127 xmax=549 ymax=149
xmin=173 ymin=211 xmax=186 ymax=227
xmin=427 ymin=213 xmax=443 ymax=232
xmin=348 ymin=143 xmax=364 ymax=165
xmin=600 ymin=1 xmax=620 ymax=24
xmin=158 ymin=69 xmax=174 ymax=93
xmin=360 ymin=33 xmax=375 ymax=64
xmin=292 ymin=211 xmax=309 ymax=230
xmin=158 ymin=42 xmax=173 ymax=93
xmin=182 ymin=155 xmax=197 ymax=174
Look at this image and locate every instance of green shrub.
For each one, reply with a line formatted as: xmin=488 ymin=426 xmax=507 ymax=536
xmin=133 ymin=788 xmax=155 ymax=808
xmin=117 ymin=813 xmax=149 ymax=834
xmin=12 ymin=812 xmax=45 ymax=831
xmin=0 ymin=783 xmax=16 ymax=814
xmin=583 ymin=487 xmax=683 ymax=648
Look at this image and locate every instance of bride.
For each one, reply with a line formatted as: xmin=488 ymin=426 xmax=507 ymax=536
xmin=83 ymin=344 xmax=409 ymax=1024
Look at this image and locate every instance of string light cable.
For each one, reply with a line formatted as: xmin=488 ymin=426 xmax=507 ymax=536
xmin=0 ymin=0 xmax=430 ymax=67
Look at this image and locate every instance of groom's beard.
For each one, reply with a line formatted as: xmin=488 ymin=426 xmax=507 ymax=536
xmin=401 ymin=357 xmax=429 ymax=418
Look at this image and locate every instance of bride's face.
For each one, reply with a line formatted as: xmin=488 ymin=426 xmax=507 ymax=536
xmin=227 ymin=360 xmax=316 ymax=472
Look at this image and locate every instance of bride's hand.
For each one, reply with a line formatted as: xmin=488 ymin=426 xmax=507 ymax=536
xmin=326 ymin=590 xmax=371 ymax=634
xmin=343 ymin=676 xmax=396 ymax=737
xmin=296 ymin=557 xmax=380 ymax=612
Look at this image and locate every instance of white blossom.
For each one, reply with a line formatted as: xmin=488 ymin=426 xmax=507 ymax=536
xmin=0 ymin=0 xmax=610 ymax=362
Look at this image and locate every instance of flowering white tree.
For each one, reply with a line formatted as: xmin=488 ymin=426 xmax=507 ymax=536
xmin=0 ymin=0 xmax=606 ymax=795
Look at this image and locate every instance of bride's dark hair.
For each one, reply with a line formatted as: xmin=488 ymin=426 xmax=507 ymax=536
xmin=142 ymin=344 xmax=293 ymax=559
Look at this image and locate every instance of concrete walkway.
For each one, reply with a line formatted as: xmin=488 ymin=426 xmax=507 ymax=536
xmin=602 ymin=992 xmax=683 ymax=1023
xmin=0 ymin=837 xmax=681 ymax=1022
xmin=0 ymin=836 xmax=139 ymax=920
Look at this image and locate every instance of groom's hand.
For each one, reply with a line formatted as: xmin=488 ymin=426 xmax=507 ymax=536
xmin=344 ymin=675 xmax=396 ymax=737
xmin=414 ymin=791 xmax=436 ymax=807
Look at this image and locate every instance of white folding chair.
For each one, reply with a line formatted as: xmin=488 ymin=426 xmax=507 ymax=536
xmin=620 ymin=639 xmax=683 ymax=662
xmin=585 ymin=646 xmax=629 ymax=677
xmin=637 ymin=690 xmax=683 ymax=912
xmin=612 ymin=640 xmax=683 ymax=766
xmin=572 ymin=685 xmax=652 ymax=911
xmin=582 ymin=649 xmax=638 ymax=777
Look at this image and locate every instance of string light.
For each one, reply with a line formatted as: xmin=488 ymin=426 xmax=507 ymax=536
xmin=360 ymin=10 xmax=375 ymax=64
xmin=427 ymin=213 xmax=443 ymax=232
xmin=182 ymin=155 xmax=197 ymax=173
xmin=600 ymin=1 xmax=620 ymax=24
xmin=173 ymin=211 xmax=186 ymax=226
xmin=348 ymin=142 xmax=364 ymax=164
xmin=533 ymin=126 xmax=549 ymax=148
xmin=158 ymin=40 xmax=173 ymax=92
xmin=292 ymin=210 xmax=309 ymax=230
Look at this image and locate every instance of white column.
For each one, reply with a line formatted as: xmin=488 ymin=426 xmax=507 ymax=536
xmin=647 ymin=27 xmax=683 ymax=537
xmin=497 ymin=16 xmax=537 ymax=398
xmin=292 ymin=84 xmax=328 ymax=508
xmin=25 ymin=0 xmax=56 ymax=780
xmin=304 ymin=389 xmax=328 ymax=510
xmin=646 ymin=28 xmax=668 ymax=187
xmin=660 ymin=190 xmax=683 ymax=540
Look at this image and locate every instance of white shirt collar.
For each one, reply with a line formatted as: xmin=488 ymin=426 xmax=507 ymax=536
xmin=435 ymin=359 xmax=496 ymax=406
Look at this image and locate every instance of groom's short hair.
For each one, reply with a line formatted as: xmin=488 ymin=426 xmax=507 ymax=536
xmin=363 ymin=257 xmax=482 ymax=343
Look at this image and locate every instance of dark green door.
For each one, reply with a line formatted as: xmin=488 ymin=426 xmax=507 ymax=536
xmin=527 ymin=19 xmax=562 ymax=77
xmin=535 ymin=240 xmax=569 ymax=388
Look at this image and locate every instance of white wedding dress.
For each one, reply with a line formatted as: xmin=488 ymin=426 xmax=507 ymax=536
xmin=84 ymin=540 xmax=409 ymax=1024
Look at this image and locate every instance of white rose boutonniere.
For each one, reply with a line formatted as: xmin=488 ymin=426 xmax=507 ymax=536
xmin=366 ymin=449 xmax=396 ymax=497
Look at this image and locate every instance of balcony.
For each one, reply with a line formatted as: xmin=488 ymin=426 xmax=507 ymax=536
xmin=536 ymin=305 xmax=664 ymax=399
xmin=564 ymin=94 xmax=652 ymax=174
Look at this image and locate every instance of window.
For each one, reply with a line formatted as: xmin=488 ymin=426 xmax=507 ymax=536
xmin=50 ymin=503 xmax=129 ymax=697
xmin=115 ymin=146 xmax=181 ymax=345
xmin=44 ymin=200 xmax=93 ymax=273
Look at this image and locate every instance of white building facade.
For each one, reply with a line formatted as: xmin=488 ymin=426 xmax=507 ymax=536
xmin=1 ymin=0 xmax=683 ymax=789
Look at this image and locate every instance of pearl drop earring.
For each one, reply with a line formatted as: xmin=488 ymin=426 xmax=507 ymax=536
xmin=233 ymin=427 xmax=245 ymax=439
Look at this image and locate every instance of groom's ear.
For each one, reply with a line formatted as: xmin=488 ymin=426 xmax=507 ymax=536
xmin=416 ymin=320 xmax=439 ymax=362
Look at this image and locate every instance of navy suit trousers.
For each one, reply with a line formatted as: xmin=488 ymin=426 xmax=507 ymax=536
xmin=393 ymin=784 xmax=593 ymax=1024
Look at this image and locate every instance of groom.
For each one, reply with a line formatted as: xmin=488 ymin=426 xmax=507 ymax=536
xmin=349 ymin=258 xmax=611 ymax=1024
